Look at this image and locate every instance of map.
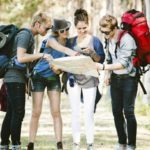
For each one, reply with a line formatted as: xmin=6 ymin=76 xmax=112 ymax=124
xmin=51 ymin=55 xmax=99 ymax=77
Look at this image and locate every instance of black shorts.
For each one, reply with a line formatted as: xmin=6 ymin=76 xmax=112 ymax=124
xmin=31 ymin=74 xmax=61 ymax=92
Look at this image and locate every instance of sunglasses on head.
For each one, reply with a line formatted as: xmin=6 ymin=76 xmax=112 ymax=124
xmin=59 ymin=27 xmax=70 ymax=33
xmin=100 ymin=30 xmax=112 ymax=35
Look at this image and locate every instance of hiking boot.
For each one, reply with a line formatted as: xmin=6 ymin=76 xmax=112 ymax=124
xmin=27 ymin=142 xmax=34 ymax=150
xmin=127 ymin=145 xmax=135 ymax=150
xmin=0 ymin=145 xmax=9 ymax=150
xmin=115 ymin=143 xmax=126 ymax=150
xmin=57 ymin=142 xmax=63 ymax=150
xmin=73 ymin=143 xmax=80 ymax=150
xmin=87 ymin=144 xmax=94 ymax=150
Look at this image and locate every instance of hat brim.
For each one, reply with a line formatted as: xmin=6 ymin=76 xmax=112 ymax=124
xmin=52 ymin=21 xmax=71 ymax=32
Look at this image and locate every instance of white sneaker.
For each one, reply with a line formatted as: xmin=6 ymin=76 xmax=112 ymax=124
xmin=0 ymin=145 xmax=9 ymax=150
xmin=115 ymin=143 xmax=127 ymax=150
xmin=73 ymin=143 xmax=80 ymax=150
xmin=12 ymin=145 xmax=21 ymax=150
xmin=87 ymin=144 xmax=94 ymax=150
xmin=127 ymin=145 xmax=135 ymax=150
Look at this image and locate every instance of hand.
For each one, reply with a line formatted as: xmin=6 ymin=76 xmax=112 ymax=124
xmin=82 ymin=47 xmax=94 ymax=55
xmin=71 ymin=51 xmax=80 ymax=56
xmin=51 ymin=65 xmax=62 ymax=74
xmin=95 ymin=63 xmax=103 ymax=70
xmin=43 ymin=53 xmax=53 ymax=62
xmin=104 ymin=70 xmax=112 ymax=86
xmin=104 ymin=78 xmax=111 ymax=86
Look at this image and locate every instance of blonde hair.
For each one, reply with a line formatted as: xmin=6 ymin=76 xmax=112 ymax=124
xmin=99 ymin=15 xmax=118 ymax=30
xmin=31 ymin=12 xmax=51 ymax=27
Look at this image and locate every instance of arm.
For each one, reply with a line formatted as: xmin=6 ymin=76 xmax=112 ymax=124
xmin=16 ymin=30 xmax=52 ymax=63
xmin=95 ymin=62 xmax=124 ymax=70
xmin=46 ymin=37 xmax=78 ymax=56
xmin=82 ymin=36 xmax=105 ymax=62
xmin=96 ymin=34 xmax=136 ymax=71
xmin=17 ymin=47 xmax=52 ymax=63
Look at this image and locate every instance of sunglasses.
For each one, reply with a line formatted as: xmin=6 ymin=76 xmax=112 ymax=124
xmin=59 ymin=27 xmax=70 ymax=33
xmin=100 ymin=30 xmax=112 ymax=35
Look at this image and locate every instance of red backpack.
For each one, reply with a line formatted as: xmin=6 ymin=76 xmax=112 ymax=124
xmin=115 ymin=9 xmax=150 ymax=94
xmin=120 ymin=9 xmax=150 ymax=68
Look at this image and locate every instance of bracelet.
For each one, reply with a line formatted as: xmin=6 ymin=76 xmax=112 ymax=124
xmin=102 ymin=64 xmax=105 ymax=70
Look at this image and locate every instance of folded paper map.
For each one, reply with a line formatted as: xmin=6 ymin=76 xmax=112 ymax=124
xmin=51 ymin=55 xmax=99 ymax=77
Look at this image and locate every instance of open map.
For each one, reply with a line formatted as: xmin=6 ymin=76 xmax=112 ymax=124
xmin=51 ymin=55 xmax=99 ymax=77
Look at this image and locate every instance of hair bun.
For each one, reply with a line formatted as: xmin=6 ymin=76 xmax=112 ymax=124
xmin=74 ymin=8 xmax=88 ymax=17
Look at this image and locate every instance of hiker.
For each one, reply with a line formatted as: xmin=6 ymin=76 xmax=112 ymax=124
xmin=67 ymin=9 xmax=105 ymax=150
xmin=27 ymin=19 xmax=78 ymax=150
xmin=0 ymin=12 xmax=53 ymax=150
xmin=95 ymin=15 xmax=138 ymax=150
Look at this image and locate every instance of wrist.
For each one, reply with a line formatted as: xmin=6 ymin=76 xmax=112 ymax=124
xmin=102 ymin=64 xmax=105 ymax=70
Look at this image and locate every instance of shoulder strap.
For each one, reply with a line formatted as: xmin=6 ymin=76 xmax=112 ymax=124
xmin=115 ymin=30 xmax=128 ymax=58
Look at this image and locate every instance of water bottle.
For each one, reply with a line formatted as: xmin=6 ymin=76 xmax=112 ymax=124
xmin=69 ymin=74 xmax=75 ymax=87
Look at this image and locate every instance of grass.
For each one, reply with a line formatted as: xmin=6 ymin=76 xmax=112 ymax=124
xmin=1 ymin=90 xmax=150 ymax=150
xmin=19 ymin=93 xmax=150 ymax=150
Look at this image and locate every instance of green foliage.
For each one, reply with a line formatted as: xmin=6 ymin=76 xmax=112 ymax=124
xmin=0 ymin=0 xmax=43 ymax=26
xmin=136 ymin=94 xmax=150 ymax=116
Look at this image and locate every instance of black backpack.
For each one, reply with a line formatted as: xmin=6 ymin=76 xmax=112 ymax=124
xmin=0 ymin=24 xmax=19 ymax=56
xmin=0 ymin=24 xmax=32 ymax=79
xmin=0 ymin=24 xmax=19 ymax=78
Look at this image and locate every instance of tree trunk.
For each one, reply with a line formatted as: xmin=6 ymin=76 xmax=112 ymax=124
xmin=106 ymin=0 xmax=113 ymax=14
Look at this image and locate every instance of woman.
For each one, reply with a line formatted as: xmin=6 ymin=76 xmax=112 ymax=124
xmin=95 ymin=14 xmax=138 ymax=150
xmin=27 ymin=19 xmax=77 ymax=150
xmin=0 ymin=12 xmax=53 ymax=150
xmin=67 ymin=9 xmax=105 ymax=150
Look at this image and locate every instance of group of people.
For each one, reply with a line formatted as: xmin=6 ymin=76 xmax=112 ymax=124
xmin=0 ymin=8 xmax=138 ymax=150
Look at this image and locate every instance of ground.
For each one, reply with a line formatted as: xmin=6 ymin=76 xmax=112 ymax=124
xmin=0 ymin=88 xmax=150 ymax=150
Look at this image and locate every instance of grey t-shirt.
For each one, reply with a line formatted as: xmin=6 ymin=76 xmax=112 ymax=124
xmin=4 ymin=29 xmax=34 ymax=83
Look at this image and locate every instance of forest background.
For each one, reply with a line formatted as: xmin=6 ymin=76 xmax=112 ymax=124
xmin=0 ymin=0 xmax=150 ymax=149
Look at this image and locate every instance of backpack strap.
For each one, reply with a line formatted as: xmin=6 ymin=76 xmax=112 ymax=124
xmin=115 ymin=30 xmax=128 ymax=58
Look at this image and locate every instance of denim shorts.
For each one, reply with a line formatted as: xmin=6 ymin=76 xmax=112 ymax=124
xmin=31 ymin=74 xmax=61 ymax=92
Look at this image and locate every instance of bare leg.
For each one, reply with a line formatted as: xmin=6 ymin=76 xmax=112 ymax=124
xmin=28 ymin=92 xmax=44 ymax=142
xmin=47 ymin=90 xmax=62 ymax=142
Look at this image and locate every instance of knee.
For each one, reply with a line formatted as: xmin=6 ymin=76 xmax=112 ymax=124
xmin=32 ymin=110 xmax=41 ymax=119
xmin=51 ymin=110 xmax=61 ymax=119
xmin=112 ymin=109 xmax=123 ymax=119
xmin=14 ymin=108 xmax=25 ymax=121
xmin=124 ymin=108 xmax=135 ymax=119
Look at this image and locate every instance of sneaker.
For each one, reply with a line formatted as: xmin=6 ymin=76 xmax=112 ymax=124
xmin=87 ymin=144 xmax=94 ymax=150
xmin=12 ymin=145 xmax=21 ymax=150
xmin=127 ymin=145 xmax=135 ymax=150
xmin=115 ymin=143 xmax=126 ymax=150
xmin=0 ymin=145 xmax=9 ymax=150
xmin=57 ymin=142 xmax=63 ymax=150
xmin=73 ymin=143 xmax=80 ymax=150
